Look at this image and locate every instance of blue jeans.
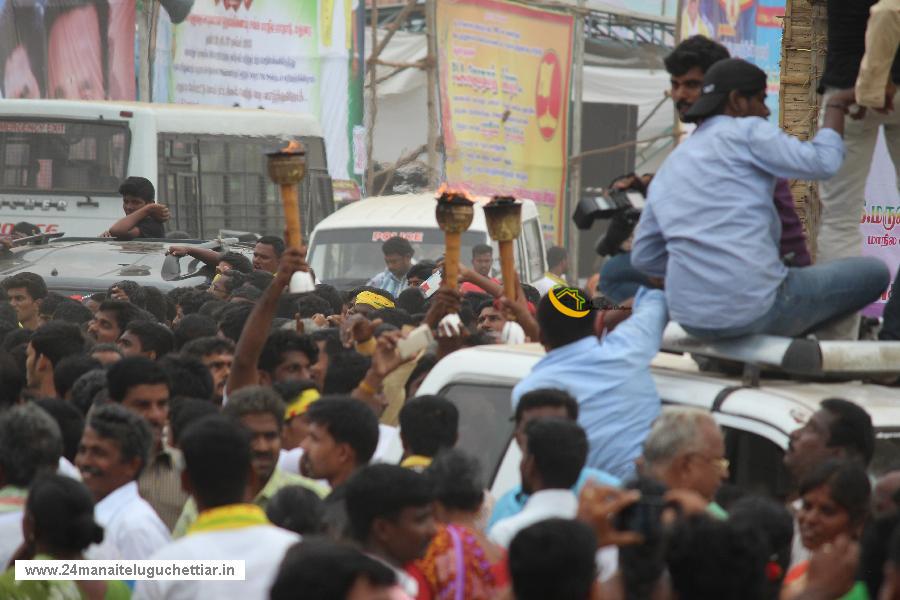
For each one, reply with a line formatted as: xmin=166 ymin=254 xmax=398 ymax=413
xmin=681 ymin=257 xmax=891 ymax=340
xmin=599 ymin=252 xmax=652 ymax=304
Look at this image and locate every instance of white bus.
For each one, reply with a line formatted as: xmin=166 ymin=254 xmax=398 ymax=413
xmin=0 ymin=100 xmax=333 ymax=238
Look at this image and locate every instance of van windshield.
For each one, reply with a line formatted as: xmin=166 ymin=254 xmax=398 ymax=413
xmin=309 ymin=227 xmax=487 ymax=285
xmin=0 ymin=119 xmax=129 ymax=194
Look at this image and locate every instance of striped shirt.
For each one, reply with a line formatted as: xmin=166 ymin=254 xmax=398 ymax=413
xmin=139 ymin=445 xmax=189 ymax=531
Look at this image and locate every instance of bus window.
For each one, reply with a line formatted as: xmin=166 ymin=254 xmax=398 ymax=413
xmin=0 ymin=119 xmax=129 ymax=193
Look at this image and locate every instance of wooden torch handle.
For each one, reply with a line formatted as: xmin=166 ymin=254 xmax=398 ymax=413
xmin=281 ymin=184 xmax=303 ymax=248
xmin=444 ymin=232 xmax=461 ymax=289
xmin=499 ymin=241 xmax=516 ymax=300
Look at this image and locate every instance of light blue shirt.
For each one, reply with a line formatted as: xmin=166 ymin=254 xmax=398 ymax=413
xmin=366 ymin=268 xmax=408 ymax=298
xmin=511 ymin=287 xmax=668 ymax=481
xmin=487 ymin=467 xmax=621 ymax=529
xmin=631 ymin=115 xmax=844 ymax=330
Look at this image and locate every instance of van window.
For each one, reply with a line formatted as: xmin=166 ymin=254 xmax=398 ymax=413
xmin=523 ymin=218 xmax=545 ymax=280
xmin=0 ymin=119 xmax=129 ymax=194
xmin=722 ymin=426 xmax=792 ymax=501
xmin=309 ymin=228 xmax=486 ymax=285
xmin=438 ymin=383 xmax=515 ymax=483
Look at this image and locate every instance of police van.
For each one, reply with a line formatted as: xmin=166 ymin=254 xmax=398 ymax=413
xmin=0 ymin=100 xmax=333 ymax=239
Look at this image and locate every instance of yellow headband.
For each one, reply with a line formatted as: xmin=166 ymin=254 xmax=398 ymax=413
xmin=284 ymin=388 xmax=321 ymax=421
xmin=354 ymin=290 xmax=395 ymax=310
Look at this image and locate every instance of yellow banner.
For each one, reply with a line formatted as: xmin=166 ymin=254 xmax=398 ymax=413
xmin=436 ymin=0 xmax=574 ymax=244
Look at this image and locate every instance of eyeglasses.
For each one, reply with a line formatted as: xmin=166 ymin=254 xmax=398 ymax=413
xmin=689 ymin=453 xmax=730 ymax=473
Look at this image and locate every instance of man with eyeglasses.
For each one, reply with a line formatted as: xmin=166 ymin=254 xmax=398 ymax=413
xmin=639 ymin=407 xmax=730 ymax=518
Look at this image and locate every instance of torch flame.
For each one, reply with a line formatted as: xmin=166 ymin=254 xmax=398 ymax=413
xmin=436 ymin=183 xmax=475 ymax=203
xmin=280 ymin=140 xmax=304 ymax=154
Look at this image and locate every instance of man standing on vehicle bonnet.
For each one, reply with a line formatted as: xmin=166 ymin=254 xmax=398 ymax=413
xmin=103 ymin=176 xmax=169 ymax=240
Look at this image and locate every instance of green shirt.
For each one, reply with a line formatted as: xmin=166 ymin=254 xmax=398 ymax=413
xmin=0 ymin=554 xmax=131 ymax=600
xmin=172 ymin=468 xmax=327 ymax=538
xmin=0 ymin=486 xmax=27 ymax=515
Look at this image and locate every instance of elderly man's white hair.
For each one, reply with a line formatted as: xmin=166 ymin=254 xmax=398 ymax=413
xmin=642 ymin=407 xmax=717 ymax=469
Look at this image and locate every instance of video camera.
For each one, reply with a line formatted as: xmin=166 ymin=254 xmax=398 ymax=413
xmin=572 ymin=173 xmax=650 ymax=257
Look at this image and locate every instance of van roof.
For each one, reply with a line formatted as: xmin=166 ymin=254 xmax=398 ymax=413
xmin=0 ymin=100 xmax=323 ymax=138
xmin=312 ymin=193 xmax=542 ymax=231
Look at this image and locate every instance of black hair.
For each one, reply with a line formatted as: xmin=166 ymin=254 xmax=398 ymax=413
xmin=266 ymin=485 xmax=326 ymax=536
xmin=52 ymin=301 xmax=94 ymax=325
xmin=70 ymin=369 xmax=107 ymax=416
xmin=2 ymin=272 xmax=48 ymax=300
xmin=96 ymin=300 xmax=143 ymax=333
xmin=515 ymin=388 xmax=578 ymax=424
xmin=177 ymin=290 xmax=216 ymax=316
xmin=509 ymin=518 xmax=598 ymax=600
xmin=220 ymin=251 xmax=253 ymax=274
xmin=256 ymin=236 xmax=285 ymax=257
xmin=39 ymin=293 xmax=69 ymax=318
xmin=26 ymin=475 xmax=103 ymax=555
xmin=381 ymin=236 xmax=414 ymax=257
xmin=472 ymin=244 xmax=492 ymax=258
xmin=295 ymin=293 xmax=333 ymax=318
xmin=799 ymin=459 xmax=872 ymax=526
xmin=158 ymin=354 xmax=214 ymax=401
xmin=198 ymin=299 xmax=228 ymax=319
xmin=33 ymin=397 xmax=84 ymax=463
xmin=729 ymin=496 xmax=794 ymax=598
xmin=524 ymin=417 xmax=587 ymax=489
xmin=222 ymin=386 xmax=285 ymax=431
xmin=29 ymin=320 xmax=85 ymax=368
xmin=218 ymin=303 xmax=254 ymax=343
xmin=270 ymin=538 xmax=396 ymax=600
xmin=345 ymin=463 xmax=433 ymax=543
xmin=396 ymin=287 xmax=427 ymax=316
xmin=536 ymin=288 xmax=595 ymax=349
xmin=117 ymin=176 xmax=154 ymax=203
xmin=618 ymin=476 xmax=669 ymax=600
xmin=399 ymin=395 xmax=458 ymax=457
xmin=404 ymin=353 xmax=438 ymax=399
xmin=87 ymin=404 xmax=153 ymax=477
xmin=859 ymin=513 xmax=900 ymax=598
xmin=306 ymin=396 xmax=380 ymax=466
xmin=248 ymin=270 xmax=275 ymax=291
xmin=371 ymin=307 xmax=413 ymax=329
xmin=426 ymin=449 xmax=484 ymax=512
xmin=406 ymin=261 xmax=437 ymax=283
xmin=232 ymin=285 xmax=262 ymax=302
xmin=258 ymin=330 xmax=318 ymax=374
xmin=181 ymin=336 xmax=235 ymax=359
xmin=169 ymin=397 xmax=219 ymax=447
xmin=546 ymin=246 xmax=567 ymax=269
xmin=13 ymin=222 xmax=41 ymax=237
xmin=323 ymin=351 xmax=371 ymax=394
xmin=0 ymin=351 xmax=24 ymax=407
xmin=667 ymin=514 xmax=768 ymax=600
xmin=123 ymin=320 xmax=175 ymax=359
xmin=220 ymin=271 xmax=249 ymax=295
xmin=0 ymin=403 xmax=62 ymax=486
xmin=180 ymin=415 xmax=252 ymax=508
xmin=142 ymin=286 xmax=170 ymax=323
xmin=272 ymin=378 xmax=318 ymax=407
xmin=173 ymin=313 xmax=218 ymax=350
xmin=314 ymin=284 xmax=345 ymax=316
xmin=663 ymin=35 xmax=730 ymax=77
xmin=106 ymin=356 xmax=170 ymax=402
xmin=4 ymin=328 xmax=32 ymax=352
xmin=821 ymin=398 xmax=876 ymax=466
xmin=521 ymin=284 xmax=540 ymax=307
xmin=107 ymin=281 xmax=147 ymax=309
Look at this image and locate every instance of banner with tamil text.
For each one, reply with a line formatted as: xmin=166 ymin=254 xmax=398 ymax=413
xmin=436 ymin=0 xmax=574 ymax=243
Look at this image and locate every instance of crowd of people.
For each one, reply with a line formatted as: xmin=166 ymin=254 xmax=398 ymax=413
xmin=0 ymin=0 xmax=899 ymax=599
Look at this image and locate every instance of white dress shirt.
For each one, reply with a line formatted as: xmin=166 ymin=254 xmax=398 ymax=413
xmin=488 ymin=488 xmax=578 ymax=548
xmin=134 ymin=525 xmax=300 ymax=600
xmin=85 ymin=481 xmax=170 ymax=560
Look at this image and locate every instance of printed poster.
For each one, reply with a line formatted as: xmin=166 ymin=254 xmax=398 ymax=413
xmin=153 ymin=0 xmax=365 ymax=188
xmin=436 ymin=0 xmax=574 ymax=244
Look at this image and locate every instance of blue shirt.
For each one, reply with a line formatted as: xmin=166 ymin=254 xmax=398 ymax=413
xmin=511 ymin=287 xmax=668 ymax=481
xmin=366 ymin=269 xmax=409 ymax=298
xmin=631 ymin=116 xmax=844 ymax=330
xmin=487 ymin=467 xmax=621 ymax=529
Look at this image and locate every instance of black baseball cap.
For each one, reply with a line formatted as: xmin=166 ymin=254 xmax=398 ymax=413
xmin=684 ymin=58 xmax=767 ymax=123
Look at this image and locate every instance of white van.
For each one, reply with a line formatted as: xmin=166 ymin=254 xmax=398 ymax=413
xmin=306 ymin=193 xmax=548 ymax=290
xmin=0 ymin=100 xmax=333 ymax=239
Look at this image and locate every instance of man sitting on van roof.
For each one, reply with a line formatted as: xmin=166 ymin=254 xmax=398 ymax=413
xmin=103 ymin=177 xmax=169 ymax=240
xmin=366 ymin=236 xmax=414 ymax=298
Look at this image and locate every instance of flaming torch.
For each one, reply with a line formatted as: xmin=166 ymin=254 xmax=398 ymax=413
xmin=483 ymin=195 xmax=522 ymax=302
xmin=435 ymin=185 xmax=475 ymax=290
xmin=267 ymin=140 xmax=314 ymax=292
